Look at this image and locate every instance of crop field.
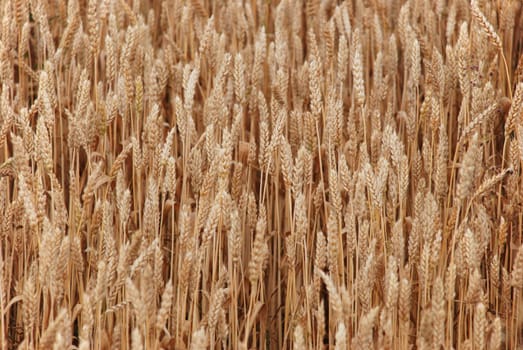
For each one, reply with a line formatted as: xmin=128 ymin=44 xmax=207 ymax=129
xmin=0 ymin=0 xmax=522 ymax=349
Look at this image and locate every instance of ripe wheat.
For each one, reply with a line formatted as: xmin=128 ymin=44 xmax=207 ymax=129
xmin=0 ymin=0 xmax=523 ymax=349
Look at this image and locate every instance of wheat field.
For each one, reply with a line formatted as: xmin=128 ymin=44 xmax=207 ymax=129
xmin=0 ymin=0 xmax=523 ymax=349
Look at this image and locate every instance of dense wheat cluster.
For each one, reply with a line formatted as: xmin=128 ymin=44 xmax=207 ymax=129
xmin=2 ymin=0 xmax=523 ymax=348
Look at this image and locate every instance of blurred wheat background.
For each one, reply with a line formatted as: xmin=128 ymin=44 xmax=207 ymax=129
xmin=0 ymin=0 xmax=523 ymax=348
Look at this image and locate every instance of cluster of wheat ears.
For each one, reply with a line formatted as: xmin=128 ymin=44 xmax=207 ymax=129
xmin=1 ymin=0 xmax=523 ymax=349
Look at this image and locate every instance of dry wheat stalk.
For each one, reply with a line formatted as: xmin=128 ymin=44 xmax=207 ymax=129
xmin=0 ymin=0 xmax=522 ymax=349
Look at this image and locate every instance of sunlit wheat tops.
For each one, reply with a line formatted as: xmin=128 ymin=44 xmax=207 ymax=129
xmin=1 ymin=0 xmax=523 ymax=349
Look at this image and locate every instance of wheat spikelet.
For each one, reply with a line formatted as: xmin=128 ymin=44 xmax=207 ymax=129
xmin=466 ymin=268 xmax=484 ymax=303
xmin=39 ymin=309 xmax=68 ymax=350
xmin=80 ymin=292 xmax=93 ymax=342
xmin=432 ymin=277 xmax=445 ymax=348
xmin=503 ymin=84 xmax=523 ymax=138
xmin=435 ymin=124 xmax=448 ymax=201
xmin=458 ymin=102 xmax=498 ymax=145
xmin=156 ymin=280 xmax=174 ymax=330
xmin=489 ymin=317 xmax=502 ymax=350
xmin=472 ymin=167 xmax=513 ymax=200
xmin=351 ymin=28 xmax=365 ymax=107
xmin=22 ymin=273 xmax=36 ymax=340
xmin=511 ymin=244 xmax=523 ymax=288
xmin=326 ymin=209 xmax=340 ymax=282
xmin=126 ymin=277 xmax=147 ymax=328
xmin=248 ymin=213 xmax=268 ymax=286
xmin=399 ymin=277 xmax=411 ymax=326
xmin=118 ymin=0 xmax=137 ymax=25
xmin=109 ymin=142 xmax=133 ymax=178
xmin=344 ymin=208 xmax=357 ymax=261
xmin=457 ymin=133 xmax=480 ymax=202
xmin=316 ymin=269 xmax=343 ymax=324
xmin=207 ymin=287 xmax=229 ymax=335
xmin=309 ymin=55 xmax=322 ymax=119
xmin=470 ymin=0 xmax=502 ymax=50
xmin=474 ymin=302 xmax=487 ymax=349
xmin=179 ymin=251 xmax=194 ymax=293
xmin=384 ymin=258 xmax=399 ymax=310
xmin=357 ymin=249 xmax=375 ymax=313
xmin=501 ymin=267 xmax=511 ymax=311
xmin=352 ymin=307 xmax=378 ymax=348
